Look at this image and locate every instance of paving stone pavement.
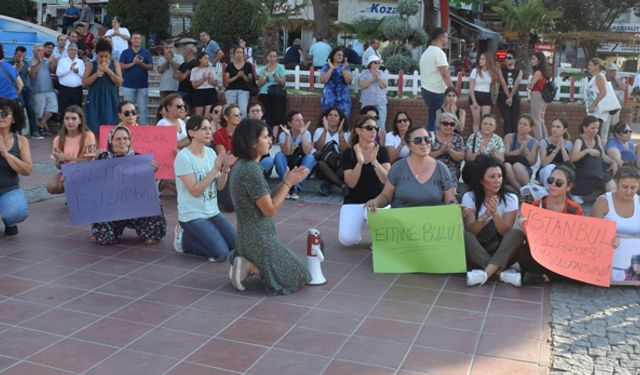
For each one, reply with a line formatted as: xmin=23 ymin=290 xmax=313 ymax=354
xmin=550 ymin=283 xmax=640 ymax=374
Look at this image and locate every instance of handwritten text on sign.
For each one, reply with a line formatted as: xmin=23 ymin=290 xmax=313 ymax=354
xmin=62 ymin=154 xmax=162 ymax=225
xmin=521 ymin=203 xmax=616 ymax=287
xmin=368 ymin=205 xmax=466 ymax=273
xmin=99 ymin=125 xmax=177 ymax=179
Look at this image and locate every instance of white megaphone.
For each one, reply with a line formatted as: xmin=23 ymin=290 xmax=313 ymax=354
xmin=306 ymin=228 xmax=326 ymax=286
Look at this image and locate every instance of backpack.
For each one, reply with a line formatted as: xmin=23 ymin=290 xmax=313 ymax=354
xmin=541 ymin=78 xmax=557 ymax=103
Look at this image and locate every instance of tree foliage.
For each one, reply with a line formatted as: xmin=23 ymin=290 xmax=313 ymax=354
xmin=337 ymin=18 xmax=385 ymax=44
xmin=0 ymin=0 xmax=28 ymax=19
xmin=192 ymin=0 xmax=261 ymax=47
xmin=311 ymin=0 xmax=332 ymax=40
xmin=379 ymin=0 xmax=423 ymax=73
xmin=247 ymin=0 xmax=308 ymax=53
xmin=106 ymin=0 xmax=170 ymax=39
xmin=492 ymin=0 xmax=561 ymax=70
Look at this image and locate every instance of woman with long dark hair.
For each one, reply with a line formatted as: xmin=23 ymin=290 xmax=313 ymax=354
xmin=527 ymin=51 xmax=550 ymax=140
xmin=313 ymin=107 xmax=349 ymax=196
xmin=320 ymin=47 xmax=353 ymax=119
xmin=462 ymin=156 xmax=523 ymax=287
xmin=469 ymin=52 xmax=498 ymax=133
xmin=223 ymin=46 xmax=253 ymax=117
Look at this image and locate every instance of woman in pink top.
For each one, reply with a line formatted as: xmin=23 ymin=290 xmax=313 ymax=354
xmin=47 ymin=105 xmax=96 ymax=194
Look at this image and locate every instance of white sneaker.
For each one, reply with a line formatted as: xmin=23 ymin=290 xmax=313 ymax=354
xmin=466 ymin=269 xmax=488 ymax=287
xmin=207 ymin=257 xmax=216 ymax=262
xmin=173 ymin=224 xmax=184 ymax=253
xmin=500 ymin=269 xmax=522 ymax=287
xmin=231 ymin=256 xmax=248 ymax=291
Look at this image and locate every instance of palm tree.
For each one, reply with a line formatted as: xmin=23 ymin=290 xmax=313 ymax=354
xmin=493 ymin=0 xmax=562 ymax=71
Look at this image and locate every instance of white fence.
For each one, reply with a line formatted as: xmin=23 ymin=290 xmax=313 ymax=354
xmin=279 ymin=66 xmax=629 ymax=102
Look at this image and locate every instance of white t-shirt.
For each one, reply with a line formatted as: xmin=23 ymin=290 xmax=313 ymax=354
xmin=385 ymin=132 xmax=410 ymax=159
xmin=419 ymin=45 xmax=448 ymax=93
xmin=312 ymin=128 xmax=350 ymax=145
xmin=104 ymin=27 xmax=130 ymax=56
xmin=157 ymin=53 xmax=184 ymax=91
xmin=190 ymin=66 xmax=217 ymax=90
xmin=174 ymin=147 xmax=219 ymax=222
xmin=470 ymin=68 xmax=492 ymax=93
xmin=462 ymin=191 xmax=519 ymax=222
xmin=157 ymin=118 xmax=188 ymax=142
xmin=278 ymin=130 xmax=311 ymax=145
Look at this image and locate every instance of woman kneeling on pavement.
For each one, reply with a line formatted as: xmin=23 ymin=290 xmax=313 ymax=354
xmin=91 ymin=126 xmax=166 ymax=245
xmin=339 ymin=114 xmax=390 ymax=246
xmin=516 ymin=164 xmax=583 ymax=285
xmin=366 ymin=126 xmax=455 ymax=212
xmin=229 ymin=118 xmax=311 ymax=294
xmin=463 ymin=155 xmax=523 ymax=287
xmin=173 ymin=115 xmax=236 ymax=262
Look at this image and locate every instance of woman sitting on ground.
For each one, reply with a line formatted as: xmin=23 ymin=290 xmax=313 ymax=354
xmin=274 ymin=111 xmax=315 ymax=200
xmin=366 ymin=126 xmax=455 ymax=212
xmin=91 ymin=126 xmax=166 ymax=245
xmin=173 ymin=115 xmax=236 ymax=262
xmin=516 ymin=164 xmax=583 ymax=285
xmin=157 ymin=93 xmax=189 ymax=149
xmin=339 ymin=115 xmax=390 ymax=246
xmin=209 ymin=104 xmax=223 ymax=131
xmin=247 ymin=101 xmax=275 ymax=178
xmin=503 ymin=114 xmax=539 ymax=191
xmin=462 ymin=156 xmax=523 ymax=287
xmin=605 ymin=121 xmax=639 ymax=170
xmin=537 ymin=117 xmax=572 ymax=189
xmin=47 ymin=105 xmax=96 ymax=194
xmin=431 ymin=112 xmax=465 ymax=193
xmin=591 ymin=166 xmax=640 ymax=245
xmin=228 ymin=117 xmax=311 ymax=294
xmin=0 ymin=98 xmax=32 ymax=235
xmin=213 ymin=104 xmax=241 ymax=211
xmin=570 ymin=115 xmax=617 ymax=203
xmin=465 ymin=113 xmax=504 ymax=162
xmin=313 ymin=107 xmax=349 ymax=196
xmin=385 ymin=111 xmax=412 ymax=164
xmin=435 ymin=87 xmax=466 ymax=134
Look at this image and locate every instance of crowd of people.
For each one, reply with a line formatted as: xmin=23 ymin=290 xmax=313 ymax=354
xmin=0 ymin=24 xmax=639 ymax=296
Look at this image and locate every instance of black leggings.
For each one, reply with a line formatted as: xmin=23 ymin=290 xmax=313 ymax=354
xmin=516 ymin=243 xmax=562 ymax=281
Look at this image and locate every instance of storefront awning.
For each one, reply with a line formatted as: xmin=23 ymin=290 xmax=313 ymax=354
xmin=450 ymin=13 xmax=499 ymax=40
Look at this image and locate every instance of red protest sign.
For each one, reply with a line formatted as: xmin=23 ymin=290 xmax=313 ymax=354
xmin=521 ymin=203 xmax=617 ymax=287
xmin=100 ymin=126 xmax=177 ymax=179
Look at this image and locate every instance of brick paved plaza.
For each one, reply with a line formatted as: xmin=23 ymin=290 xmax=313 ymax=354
xmin=0 ymin=139 xmax=555 ymax=374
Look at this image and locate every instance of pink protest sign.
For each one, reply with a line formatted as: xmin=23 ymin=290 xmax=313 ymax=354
xmin=100 ymin=125 xmax=177 ymax=179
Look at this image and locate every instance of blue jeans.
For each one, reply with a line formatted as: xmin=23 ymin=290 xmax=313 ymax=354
xmin=260 ymin=156 xmax=275 ymax=178
xmin=421 ymin=88 xmax=445 ymax=132
xmin=19 ymin=88 xmax=38 ymax=136
xmin=122 ymin=87 xmax=149 ymax=125
xmin=179 ymin=214 xmax=236 ymax=261
xmin=274 ymin=151 xmax=315 ymax=190
xmin=224 ymin=89 xmax=250 ymax=117
xmin=0 ymin=188 xmax=28 ymax=227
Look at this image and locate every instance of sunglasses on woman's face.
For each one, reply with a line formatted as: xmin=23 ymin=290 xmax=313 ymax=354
xmin=361 ymin=125 xmax=377 ymax=132
xmin=397 ymin=118 xmax=410 ymax=124
xmin=441 ymin=121 xmax=456 ymax=127
xmin=0 ymin=110 xmax=12 ymax=118
xmin=505 ymin=56 xmax=514 ymax=60
xmin=411 ymin=136 xmax=432 ymax=145
xmin=621 ymin=129 xmax=632 ymax=134
xmin=547 ymin=176 xmax=565 ymax=188
xmin=175 ymin=104 xmax=186 ymax=109
xmin=122 ymin=110 xmax=137 ymax=117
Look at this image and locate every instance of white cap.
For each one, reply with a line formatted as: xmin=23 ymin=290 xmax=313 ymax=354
xmin=367 ymin=55 xmax=382 ymax=67
xmin=607 ymin=63 xmax=618 ymax=71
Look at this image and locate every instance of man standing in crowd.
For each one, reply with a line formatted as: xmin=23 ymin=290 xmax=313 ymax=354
xmin=56 ymin=43 xmax=84 ymax=113
xmin=8 ymin=46 xmax=40 ymax=139
xmin=62 ymin=0 xmax=80 ymax=33
xmin=76 ymin=22 xmax=94 ymax=58
xmin=157 ymin=40 xmax=183 ymax=101
xmin=174 ymin=45 xmax=197 ymax=111
xmin=420 ymin=28 xmax=452 ymax=131
xmin=52 ymin=34 xmax=68 ymax=60
xmin=200 ymin=31 xmax=224 ymax=65
xmin=77 ymin=0 xmax=94 ymax=26
xmin=309 ymin=37 xmax=332 ymax=70
xmin=28 ymin=44 xmax=58 ymax=135
xmin=43 ymin=42 xmax=54 ymax=58
xmin=120 ymin=32 xmax=153 ymax=125
xmin=362 ymin=39 xmax=381 ymax=65
xmin=282 ymin=37 xmax=304 ymax=69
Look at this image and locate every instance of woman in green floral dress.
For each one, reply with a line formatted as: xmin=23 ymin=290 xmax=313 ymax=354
xmin=229 ymin=118 xmax=311 ymax=295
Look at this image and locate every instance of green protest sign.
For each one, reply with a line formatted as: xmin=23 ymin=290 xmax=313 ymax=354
xmin=368 ymin=205 xmax=466 ymax=273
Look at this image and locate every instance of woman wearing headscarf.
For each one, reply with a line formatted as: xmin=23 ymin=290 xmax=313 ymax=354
xmin=91 ymin=126 xmax=167 ymax=245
